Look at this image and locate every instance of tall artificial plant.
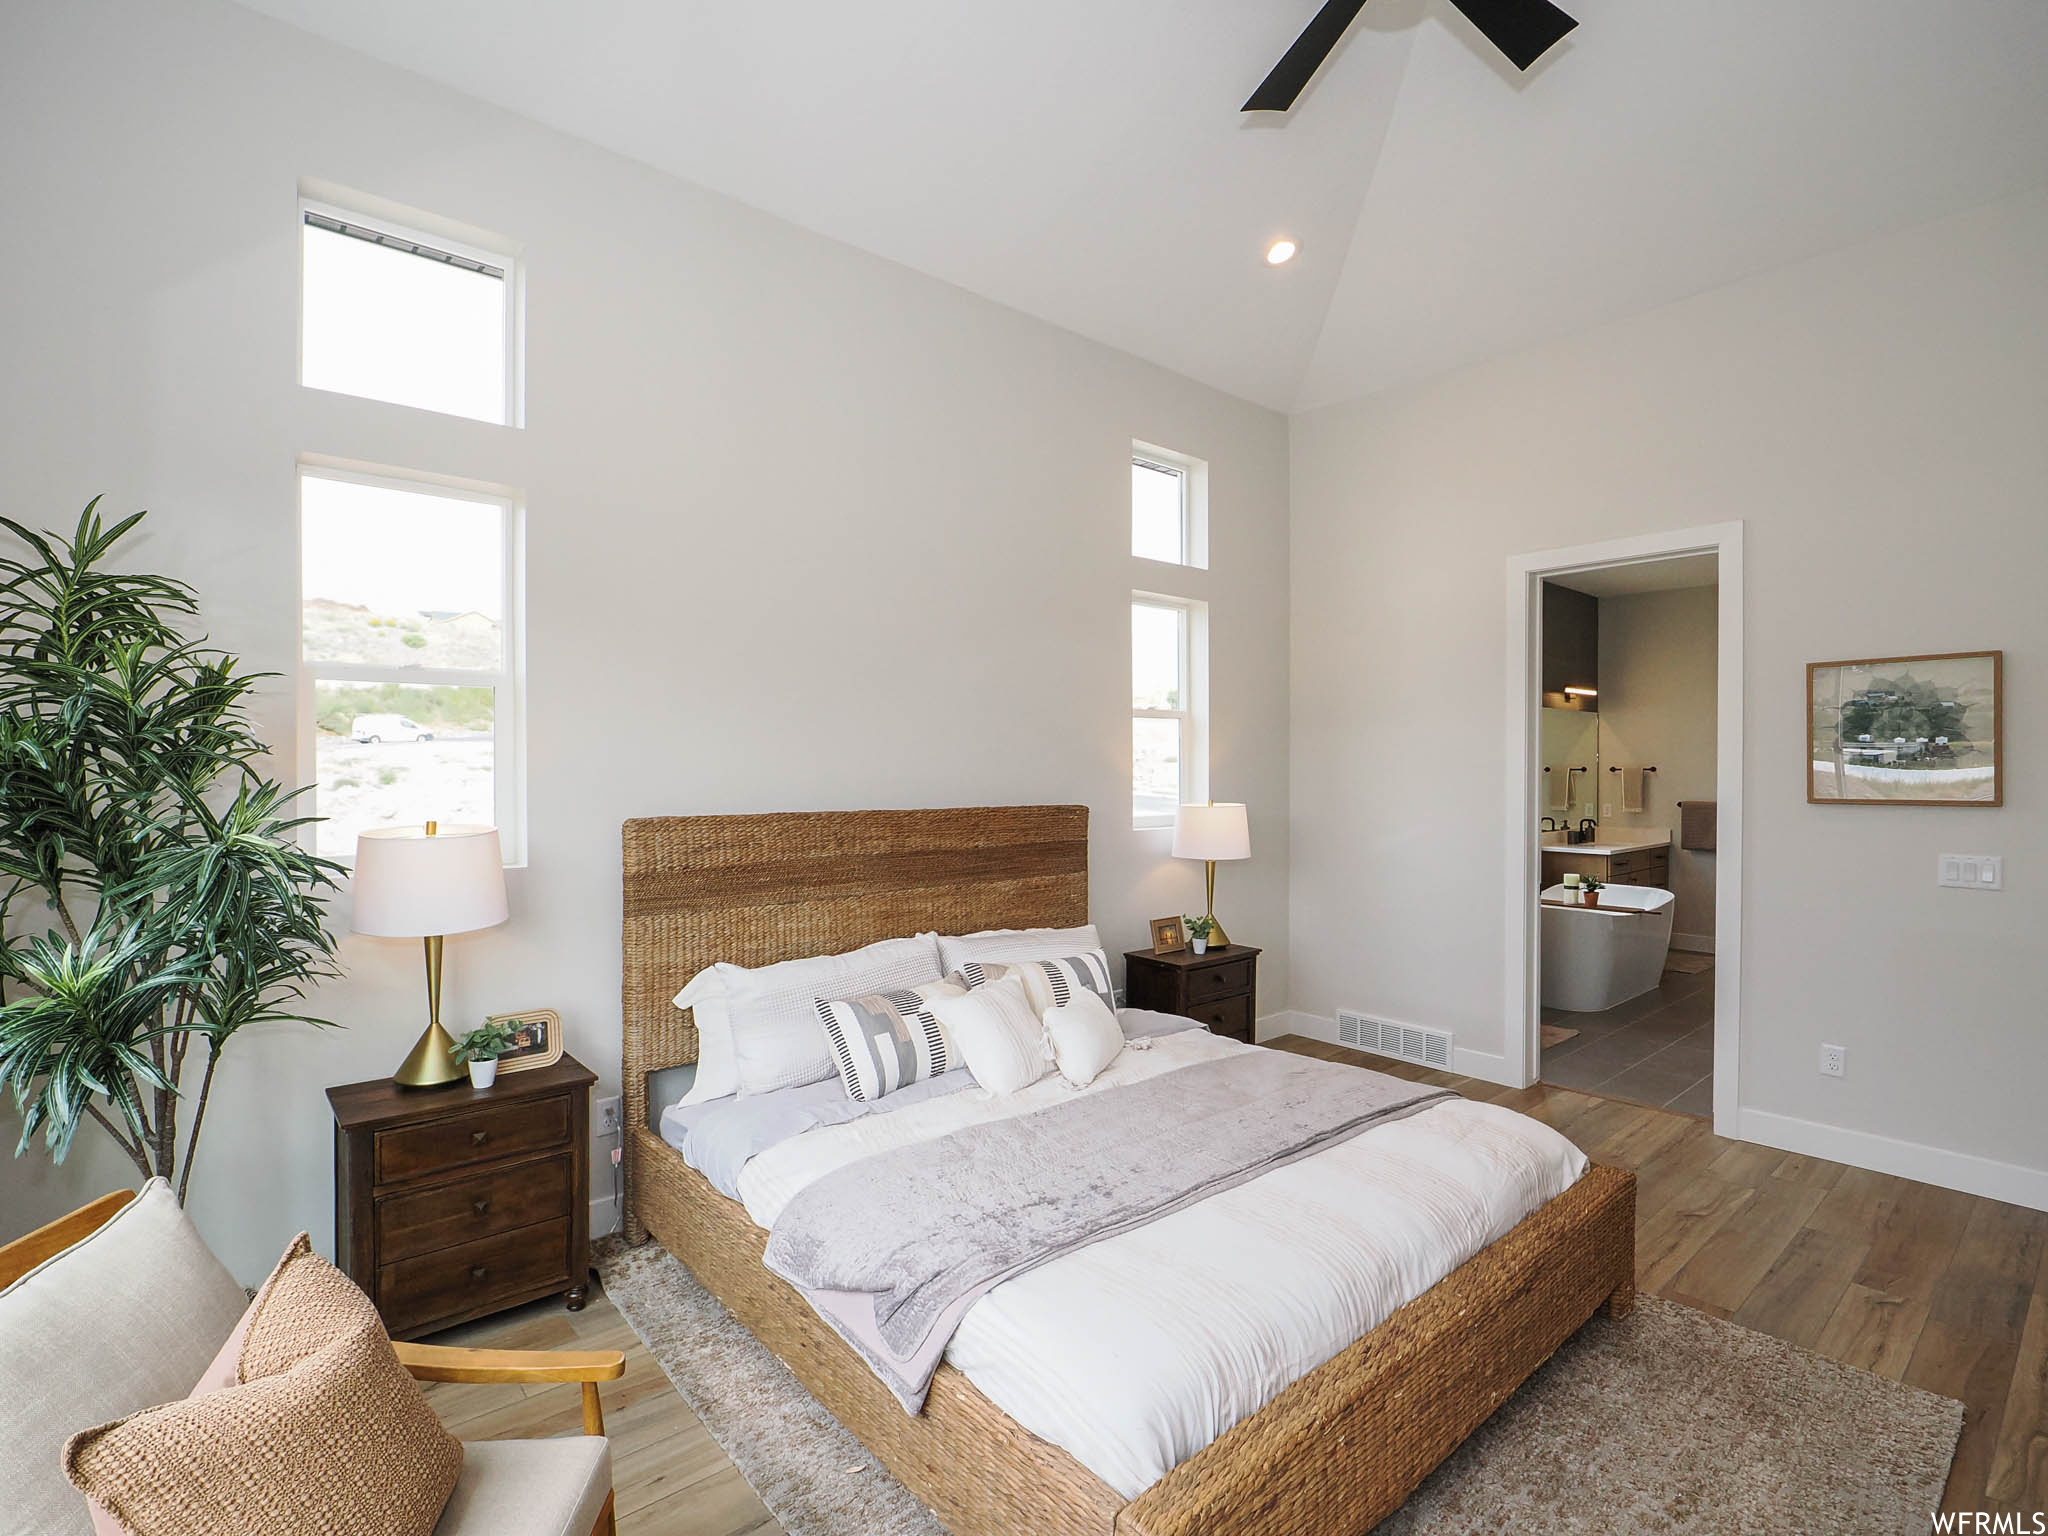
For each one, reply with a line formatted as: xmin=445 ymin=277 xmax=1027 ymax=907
xmin=0 ymin=502 xmax=342 ymax=1201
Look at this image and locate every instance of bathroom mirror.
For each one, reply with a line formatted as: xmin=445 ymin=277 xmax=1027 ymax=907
xmin=1540 ymin=707 xmax=1600 ymax=831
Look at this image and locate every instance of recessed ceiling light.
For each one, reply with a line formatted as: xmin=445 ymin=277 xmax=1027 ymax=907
xmin=1265 ymin=238 xmax=1298 ymax=266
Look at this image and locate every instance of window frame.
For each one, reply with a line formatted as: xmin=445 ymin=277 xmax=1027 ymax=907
xmin=296 ymin=458 xmax=527 ymax=867
xmin=1132 ymin=591 xmax=1209 ymax=830
xmin=298 ymin=195 xmax=524 ymax=428
xmin=1131 ymin=440 xmax=1209 ymax=571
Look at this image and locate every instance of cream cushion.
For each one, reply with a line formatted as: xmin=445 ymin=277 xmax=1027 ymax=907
xmin=1042 ymin=988 xmax=1125 ymax=1088
xmin=0 ymin=1179 xmax=248 ymax=1536
xmin=437 ymin=1438 xmax=612 ymax=1536
xmin=929 ymin=973 xmax=1053 ymax=1095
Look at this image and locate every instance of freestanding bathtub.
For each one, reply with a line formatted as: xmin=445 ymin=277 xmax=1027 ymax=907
xmin=1540 ymin=882 xmax=1676 ymax=1013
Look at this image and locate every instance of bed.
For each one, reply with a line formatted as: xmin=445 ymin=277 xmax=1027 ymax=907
xmin=621 ymin=805 xmax=1635 ymax=1536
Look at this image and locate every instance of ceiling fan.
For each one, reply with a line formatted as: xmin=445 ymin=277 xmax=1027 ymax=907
xmin=1243 ymin=0 xmax=1578 ymax=112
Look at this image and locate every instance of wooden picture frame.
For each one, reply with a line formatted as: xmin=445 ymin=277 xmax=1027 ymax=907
xmin=488 ymin=1008 xmax=565 ymax=1074
xmin=1808 ymin=650 xmax=2002 ymax=806
xmin=1149 ymin=915 xmax=1187 ymax=954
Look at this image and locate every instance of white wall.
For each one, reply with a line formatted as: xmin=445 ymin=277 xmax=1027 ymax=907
xmin=1292 ymin=188 xmax=2048 ymax=1204
xmin=1596 ymin=587 xmax=1719 ymax=944
xmin=0 ymin=0 xmax=1291 ymax=1277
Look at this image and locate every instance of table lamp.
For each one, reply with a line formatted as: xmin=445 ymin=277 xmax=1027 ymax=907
xmin=352 ymin=822 xmax=509 ymax=1088
xmin=1172 ymin=802 xmax=1250 ymax=948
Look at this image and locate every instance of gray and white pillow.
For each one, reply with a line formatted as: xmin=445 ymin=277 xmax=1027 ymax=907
xmin=937 ymin=924 xmax=1101 ymax=976
xmin=958 ymin=949 xmax=1113 ymax=1016
xmin=712 ymin=933 xmax=945 ymax=1095
xmin=815 ymin=979 xmax=963 ymax=1103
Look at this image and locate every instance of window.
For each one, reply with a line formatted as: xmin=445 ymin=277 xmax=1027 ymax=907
xmin=1133 ymin=595 xmax=1206 ymax=828
xmin=301 ymin=204 xmax=517 ymax=425
xmin=300 ymin=466 xmax=522 ymax=863
xmin=1131 ymin=443 xmax=1207 ymax=568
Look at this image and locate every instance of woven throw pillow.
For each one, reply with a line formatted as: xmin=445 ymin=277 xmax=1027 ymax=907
xmin=959 ymin=949 xmax=1114 ymax=1016
xmin=815 ymin=979 xmax=964 ymax=1102
xmin=64 ymin=1234 xmax=462 ymax=1536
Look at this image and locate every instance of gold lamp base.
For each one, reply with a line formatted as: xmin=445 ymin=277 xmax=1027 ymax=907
xmin=1202 ymin=860 xmax=1230 ymax=948
xmin=393 ymin=1020 xmax=464 ymax=1088
xmin=392 ymin=934 xmax=466 ymax=1088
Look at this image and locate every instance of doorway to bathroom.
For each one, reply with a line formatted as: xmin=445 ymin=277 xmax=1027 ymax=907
xmin=1504 ymin=525 xmax=1744 ymax=1134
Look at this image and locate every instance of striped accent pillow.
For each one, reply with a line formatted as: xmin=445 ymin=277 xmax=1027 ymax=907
xmin=959 ymin=950 xmax=1114 ymax=1016
xmin=815 ymin=979 xmax=963 ymax=1102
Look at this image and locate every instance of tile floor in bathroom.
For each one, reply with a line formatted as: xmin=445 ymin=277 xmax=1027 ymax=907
xmin=1538 ymin=959 xmax=1714 ymax=1116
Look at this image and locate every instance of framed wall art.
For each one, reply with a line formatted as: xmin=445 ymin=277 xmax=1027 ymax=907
xmin=1808 ymin=651 xmax=2001 ymax=806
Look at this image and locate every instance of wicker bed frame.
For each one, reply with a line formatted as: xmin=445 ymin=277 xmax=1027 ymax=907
xmin=622 ymin=805 xmax=1635 ymax=1536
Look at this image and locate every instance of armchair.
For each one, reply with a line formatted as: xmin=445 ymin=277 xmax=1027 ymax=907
xmin=0 ymin=1183 xmax=623 ymax=1536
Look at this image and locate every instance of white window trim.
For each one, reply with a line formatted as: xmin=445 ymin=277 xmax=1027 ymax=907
xmin=298 ymin=193 xmax=525 ymax=429
xmin=296 ymin=457 xmax=527 ymax=867
xmin=1132 ymin=592 xmax=1210 ymax=830
xmin=1132 ymin=440 xmax=1210 ymax=571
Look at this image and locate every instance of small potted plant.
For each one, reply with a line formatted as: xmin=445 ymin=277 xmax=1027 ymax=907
xmin=1185 ymin=914 xmax=1217 ymax=955
xmin=1579 ymin=876 xmax=1604 ymax=908
xmin=453 ymin=1019 xmax=519 ymax=1089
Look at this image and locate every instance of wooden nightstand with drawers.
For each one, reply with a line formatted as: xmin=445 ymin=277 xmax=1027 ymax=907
xmin=1122 ymin=944 xmax=1261 ymax=1045
xmin=328 ymin=1054 xmax=596 ymax=1341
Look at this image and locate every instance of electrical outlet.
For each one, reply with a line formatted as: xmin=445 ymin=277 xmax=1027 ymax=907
xmin=1112 ymin=987 xmax=1126 ymax=1008
xmin=1819 ymin=1044 xmax=1846 ymax=1079
xmin=596 ymin=1095 xmax=621 ymax=1137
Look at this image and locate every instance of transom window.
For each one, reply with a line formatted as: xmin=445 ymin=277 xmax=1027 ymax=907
xmin=301 ymin=203 xmax=518 ymax=425
xmin=299 ymin=466 xmax=522 ymax=863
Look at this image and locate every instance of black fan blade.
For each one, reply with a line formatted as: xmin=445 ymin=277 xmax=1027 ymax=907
xmin=1242 ymin=0 xmax=1372 ymax=112
xmin=1443 ymin=0 xmax=1578 ymax=70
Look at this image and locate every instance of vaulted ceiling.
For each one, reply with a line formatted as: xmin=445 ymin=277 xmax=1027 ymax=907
xmin=235 ymin=0 xmax=2048 ymax=413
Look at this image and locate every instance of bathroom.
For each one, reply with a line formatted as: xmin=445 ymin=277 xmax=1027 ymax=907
xmin=1536 ymin=557 xmax=1719 ymax=1114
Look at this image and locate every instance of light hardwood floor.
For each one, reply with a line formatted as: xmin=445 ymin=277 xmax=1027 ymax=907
xmin=432 ymin=1035 xmax=2047 ymax=1530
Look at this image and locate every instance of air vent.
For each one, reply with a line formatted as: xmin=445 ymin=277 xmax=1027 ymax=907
xmin=1336 ymin=1010 xmax=1451 ymax=1069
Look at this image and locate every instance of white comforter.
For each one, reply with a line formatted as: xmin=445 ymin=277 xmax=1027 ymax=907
xmin=739 ymin=1030 xmax=1586 ymax=1498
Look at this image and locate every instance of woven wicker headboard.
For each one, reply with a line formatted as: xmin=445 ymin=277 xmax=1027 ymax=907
xmin=620 ymin=805 xmax=1088 ymax=1236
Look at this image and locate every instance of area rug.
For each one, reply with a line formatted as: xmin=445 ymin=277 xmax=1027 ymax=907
xmin=1541 ymin=1023 xmax=1580 ymax=1049
xmin=596 ymin=1239 xmax=1962 ymax=1536
xmin=1663 ymin=952 xmax=1714 ymax=975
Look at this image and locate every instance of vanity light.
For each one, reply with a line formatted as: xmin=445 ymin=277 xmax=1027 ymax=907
xmin=1564 ymin=686 xmax=1599 ymax=697
xmin=1265 ymin=238 xmax=1298 ymax=266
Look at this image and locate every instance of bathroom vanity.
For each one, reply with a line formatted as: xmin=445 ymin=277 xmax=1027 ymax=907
xmin=1541 ymin=833 xmax=1670 ymax=890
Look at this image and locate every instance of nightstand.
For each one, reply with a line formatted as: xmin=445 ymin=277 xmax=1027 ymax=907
xmin=1122 ymin=944 xmax=1260 ymax=1044
xmin=327 ymin=1053 xmax=596 ymax=1341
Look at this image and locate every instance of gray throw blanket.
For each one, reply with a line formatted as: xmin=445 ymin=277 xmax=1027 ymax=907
xmin=761 ymin=1051 xmax=1456 ymax=1411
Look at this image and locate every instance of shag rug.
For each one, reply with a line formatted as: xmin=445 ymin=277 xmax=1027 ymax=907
xmin=596 ymin=1239 xmax=1962 ymax=1536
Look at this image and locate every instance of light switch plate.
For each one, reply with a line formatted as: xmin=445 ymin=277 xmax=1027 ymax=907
xmin=1938 ymin=854 xmax=2003 ymax=890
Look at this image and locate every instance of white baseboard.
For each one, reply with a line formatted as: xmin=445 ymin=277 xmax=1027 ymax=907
xmin=1257 ymin=1009 xmax=1328 ymax=1043
xmin=590 ymin=1188 xmax=623 ymax=1240
xmin=1738 ymin=1107 xmax=2048 ymax=1214
xmin=1671 ymin=932 xmax=1716 ymax=954
xmin=1452 ymin=1047 xmax=1515 ymax=1086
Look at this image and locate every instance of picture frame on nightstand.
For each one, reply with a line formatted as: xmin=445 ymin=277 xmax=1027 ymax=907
xmin=488 ymin=1007 xmax=565 ymax=1074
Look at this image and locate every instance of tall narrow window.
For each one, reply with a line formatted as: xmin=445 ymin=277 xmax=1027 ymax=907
xmin=300 ymin=467 xmax=521 ymax=863
xmin=301 ymin=204 xmax=516 ymax=425
xmin=1133 ymin=596 xmax=1202 ymax=828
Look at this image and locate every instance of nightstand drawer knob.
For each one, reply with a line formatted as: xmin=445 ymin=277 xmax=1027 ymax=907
xmin=470 ymin=1265 xmax=488 ymax=1283
xmin=472 ymin=1198 xmax=490 ymax=1216
xmin=470 ymin=1130 xmax=490 ymax=1146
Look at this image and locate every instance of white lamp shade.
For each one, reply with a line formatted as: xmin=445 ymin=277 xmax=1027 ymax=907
xmin=351 ymin=824 xmax=509 ymax=938
xmin=1172 ymin=803 xmax=1250 ymax=862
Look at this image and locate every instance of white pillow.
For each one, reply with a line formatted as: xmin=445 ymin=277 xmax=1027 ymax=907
xmin=671 ymin=970 xmax=738 ymax=1105
xmin=938 ymin=924 xmax=1101 ymax=976
xmin=719 ymin=934 xmax=945 ymax=1095
xmin=929 ymin=974 xmax=1052 ymax=1096
xmin=1043 ymin=989 xmax=1124 ymax=1088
